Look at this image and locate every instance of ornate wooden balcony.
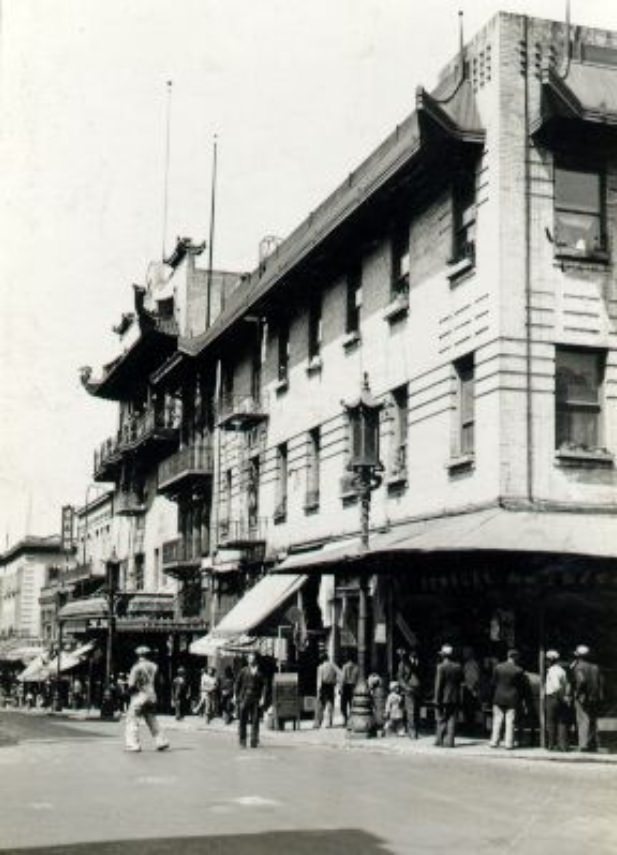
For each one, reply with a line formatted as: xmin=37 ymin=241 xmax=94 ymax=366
xmin=216 ymin=516 xmax=267 ymax=548
xmin=93 ymin=436 xmax=122 ymax=482
xmin=118 ymin=408 xmax=179 ymax=460
xmin=217 ymin=393 xmax=269 ymax=431
xmin=115 ymin=489 xmax=146 ymax=517
xmin=158 ymin=442 xmax=214 ymax=498
xmin=161 ymin=536 xmax=207 ymax=578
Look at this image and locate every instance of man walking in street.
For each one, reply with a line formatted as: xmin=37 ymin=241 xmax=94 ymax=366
xmin=570 ymin=645 xmax=603 ymax=752
xmin=314 ymin=653 xmax=341 ymax=728
xmin=434 ymin=644 xmax=463 ymax=748
xmin=396 ymin=647 xmax=422 ymax=739
xmin=489 ymin=649 xmax=527 ymax=750
xmin=125 ymin=645 xmax=169 ymax=753
xmin=340 ymin=653 xmax=359 ymax=727
xmin=234 ymin=652 xmax=266 ymax=748
xmin=545 ymin=649 xmax=570 ymax=752
xmin=171 ymin=666 xmax=191 ymax=721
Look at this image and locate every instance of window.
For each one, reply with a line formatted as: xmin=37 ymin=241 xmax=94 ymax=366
xmin=278 ymin=318 xmax=290 ymax=383
xmin=247 ymin=455 xmax=260 ymax=528
xmin=133 ymin=554 xmax=145 ymax=591
xmin=455 ymin=355 xmax=475 ymax=457
xmin=554 ymin=162 xmax=605 ymax=255
xmin=274 ymin=443 xmax=288 ymax=523
xmin=305 ymin=427 xmax=320 ymax=511
xmin=452 ymin=168 xmax=477 ymax=263
xmin=308 ymin=288 xmax=322 ymax=361
xmin=556 ymin=349 xmax=605 ymax=451
xmin=390 ymin=385 xmax=408 ymax=482
xmin=346 ymin=266 xmax=362 ymax=335
xmin=391 ymin=225 xmax=410 ymax=296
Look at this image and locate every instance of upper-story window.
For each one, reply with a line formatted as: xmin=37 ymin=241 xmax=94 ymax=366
xmin=308 ymin=288 xmax=323 ymax=361
xmin=274 ymin=442 xmax=288 ymax=523
xmin=278 ymin=318 xmax=290 ymax=383
xmin=247 ymin=455 xmax=260 ymax=528
xmin=454 ymin=354 xmax=475 ymax=457
xmin=389 ymin=384 xmax=408 ymax=483
xmin=346 ymin=265 xmax=362 ymax=335
xmin=555 ymin=348 xmax=605 ymax=451
xmin=305 ymin=427 xmax=320 ymax=512
xmin=554 ymin=161 xmax=606 ymax=257
xmin=452 ymin=168 xmax=477 ymax=264
xmin=391 ymin=225 xmax=410 ymax=297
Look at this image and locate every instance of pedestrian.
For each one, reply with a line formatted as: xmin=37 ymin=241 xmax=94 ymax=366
xmin=368 ymin=673 xmax=386 ymax=737
xmin=434 ymin=644 xmax=463 ymax=748
xmin=172 ymin=666 xmax=191 ymax=720
xmin=234 ymin=652 xmax=266 ymax=748
xmin=115 ymin=673 xmax=129 ymax=713
xmin=489 ymin=649 xmax=527 ymax=750
xmin=461 ymin=647 xmax=481 ymax=734
xmin=124 ymin=645 xmax=169 ymax=753
xmin=203 ymin=667 xmax=219 ymax=722
xmin=340 ymin=653 xmax=359 ymax=727
xmin=570 ymin=645 xmax=603 ymax=752
xmin=71 ymin=677 xmax=84 ymax=711
xmin=384 ymin=681 xmax=405 ymax=736
xmin=314 ymin=653 xmax=341 ymax=728
xmin=544 ymin=650 xmax=570 ymax=752
xmin=219 ymin=666 xmax=235 ymax=724
xmin=397 ymin=647 xmax=422 ymax=739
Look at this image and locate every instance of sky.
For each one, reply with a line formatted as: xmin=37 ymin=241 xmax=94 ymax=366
xmin=1 ymin=0 xmax=616 ymax=544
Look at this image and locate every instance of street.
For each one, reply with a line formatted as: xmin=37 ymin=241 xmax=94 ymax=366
xmin=0 ymin=711 xmax=615 ymax=854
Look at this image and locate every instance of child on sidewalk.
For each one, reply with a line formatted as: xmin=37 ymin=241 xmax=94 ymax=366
xmin=385 ymin=681 xmax=405 ymax=736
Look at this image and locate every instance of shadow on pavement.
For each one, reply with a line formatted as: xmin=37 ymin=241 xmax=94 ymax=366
xmin=0 ymin=829 xmax=393 ymax=855
xmin=0 ymin=711 xmax=113 ymax=744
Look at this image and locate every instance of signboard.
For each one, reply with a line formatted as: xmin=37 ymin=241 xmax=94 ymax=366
xmin=272 ymin=672 xmax=300 ymax=729
xmin=60 ymin=505 xmax=75 ymax=552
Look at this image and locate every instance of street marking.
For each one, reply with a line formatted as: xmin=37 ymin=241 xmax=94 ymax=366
xmin=232 ymin=796 xmax=281 ymax=807
xmin=135 ymin=775 xmax=178 ymax=785
xmin=29 ymin=802 xmax=53 ymax=810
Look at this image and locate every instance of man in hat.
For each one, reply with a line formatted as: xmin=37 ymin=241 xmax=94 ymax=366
xmin=544 ymin=650 xmax=569 ymax=752
xmin=490 ymin=649 xmax=527 ymax=750
xmin=234 ymin=651 xmax=267 ymax=748
xmin=570 ymin=645 xmax=603 ymax=752
xmin=434 ymin=644 xmax=463 ymax=748
xmin=125 ymin=645 xmax=169 ymax=752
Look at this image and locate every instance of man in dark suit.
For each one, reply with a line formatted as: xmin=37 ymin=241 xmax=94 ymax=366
xmin=490 ymin=649 xmax=527 ymax=750
xmin=234 ymin=652 xmax=267 ymax=748
xmin=571 ymin=645 xmax=603 ymax=752
xmin=434 ymin=644 xmax=463 ymax=748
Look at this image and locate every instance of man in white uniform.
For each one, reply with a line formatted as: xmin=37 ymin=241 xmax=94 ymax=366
xmin=125 ymin=645 xmax=169 ymax=753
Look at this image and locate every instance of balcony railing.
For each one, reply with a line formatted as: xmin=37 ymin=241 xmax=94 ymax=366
xmin=161 ymin=535 xmax=208 ymax=575
xmin=93 ymin=436 xmax=122 ymax=482
xmin=118 ymin=407 xmax=178 ymax=453
xmin=115 ymin=490 xmax=146 ymax=516
xmin=158 ymin=442 xmax=214 ymax=496
xmin=217 ymin=393 xmax=269 ymax=430
xmin=216 ymin=517 xmax=267 ymax=547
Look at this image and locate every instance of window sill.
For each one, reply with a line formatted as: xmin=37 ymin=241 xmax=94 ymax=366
xmin=304 ymin=502 xmax=320 ymax=515
xmin=554 ymin=248 xmax=609 ymax=266
xmin=273 ymin=512 xmax=287 ymax=526
xmin=342 ymin=331 xmax=361 ymax=351
xmin=446 ymin=453 xmax=475 ymax=474
xmin=447 ymin=255 xmax=475 ymax=283
xmin=383 ymin=294 xmax=409 ymax=322
xmin=386 ymin=471 xmax=408 ymax=488
xmin=305 ymin=356 xmax=323 ymax=376
xmin=554 ymin=448 xmax=614 ymax=469
xmin=275 ymin=377 xmax=289 ymax=396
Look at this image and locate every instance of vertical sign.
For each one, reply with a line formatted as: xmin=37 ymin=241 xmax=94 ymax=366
xmin=60 ymin=505 xmax=74 ymax=552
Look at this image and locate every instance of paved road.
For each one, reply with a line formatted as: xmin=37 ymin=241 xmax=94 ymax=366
xmin=0 ymin=710 xmax=615 ymax=854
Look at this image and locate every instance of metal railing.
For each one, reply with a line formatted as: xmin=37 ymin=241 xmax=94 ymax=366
xmin=115 ymin=490 xmax=145 ymax=516
xmin=217 ymin=393 xmax=269 ymax=425
xmin=118 ymin=407 xmax=178 ymax=450
xmin=158 ymin=442 xmax=214 ymax=486
xmin=161 ymin=535 xmax=208 ymax=568
xmin=217 ymin=516 xmax=268 ymax=544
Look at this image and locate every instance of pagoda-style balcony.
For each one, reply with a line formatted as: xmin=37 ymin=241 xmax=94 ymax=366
xmin=161 ymin=536 xmax=207 ymax=578
xmin=158 ymin=442 xmax=214 ymax=498
xmin=217 ymin=393 xmax=269 ymax=431
xmin=216 ymin=516 xmax=268 ymax=548
xmin=93 ymin=436 xmax=122 ymax=482
xmin=118 ymin=407 xmax=179 ymax=459
xmin=115 ymin=489 xmax=146 ymax=517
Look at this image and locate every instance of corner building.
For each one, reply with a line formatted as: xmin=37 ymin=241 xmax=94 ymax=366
xmin=183 ymin=12 xmax=617 ymax=703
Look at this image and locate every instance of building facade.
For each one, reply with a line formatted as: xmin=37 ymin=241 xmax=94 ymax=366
xmin=74 ymin=13 xmax=617 ymax=706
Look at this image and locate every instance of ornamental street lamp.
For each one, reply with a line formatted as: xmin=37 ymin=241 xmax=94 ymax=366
xmin=342 ymin=372 xmax=384 ymax=737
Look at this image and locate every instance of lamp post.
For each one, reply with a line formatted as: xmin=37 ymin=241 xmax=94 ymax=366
xmin=100 ymin=547 xmax=120 ymax=720
xmin=342 ymin=373 xmax=384 ymax=737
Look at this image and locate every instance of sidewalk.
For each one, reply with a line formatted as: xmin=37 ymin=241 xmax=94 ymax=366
xmin=43 ymin=707 xmax=617 ymax=765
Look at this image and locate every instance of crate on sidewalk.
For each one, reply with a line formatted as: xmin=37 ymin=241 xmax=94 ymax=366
xmin=272 ymin=672 xmax=300 ymax=730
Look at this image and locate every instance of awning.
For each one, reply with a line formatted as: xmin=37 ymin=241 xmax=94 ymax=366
xmin=275 ymin=508 xmax=617 ymax=573
xmin=534 ymin=61 xmax=617 ymax=137
xmin=58 ymin=597 xmax=109 ymax=622
xmin=126 ymin=594 xmax=175 ymax=616
xmin=190 ymin=573 xmax=307 ymax=656
xmin=45 ymin=641 xmax=96 ymax=674
xmin=18 ymin=655 xmax=52 ymax=683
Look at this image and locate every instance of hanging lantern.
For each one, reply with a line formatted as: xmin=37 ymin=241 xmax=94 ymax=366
xmin=342 ymin=373 xmax=384 ymax=471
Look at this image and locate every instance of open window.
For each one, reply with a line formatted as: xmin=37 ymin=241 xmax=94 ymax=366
xmin=555 ymin=348 xmax=608 ymax=457
xmin=554 ymin=160 xmax=606 ymax=258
